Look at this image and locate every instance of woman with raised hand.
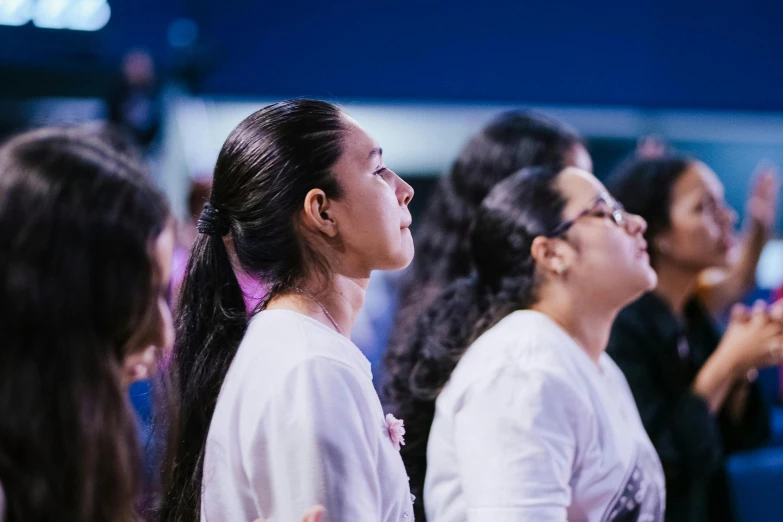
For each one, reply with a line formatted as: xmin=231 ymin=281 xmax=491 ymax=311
xmin=386 ymin=164 xmax=665 ymax=521
xmin=606 ymin=156 xmax=783 ymax=522
xmin=0 ymin=127 xmax=175 ymax=522
xmin=160 ymin=99 xmax=416 ymax=522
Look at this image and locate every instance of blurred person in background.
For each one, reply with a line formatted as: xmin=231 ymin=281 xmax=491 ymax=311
xmin=170 ymin=175 xmax=213 ymax=307
xmin=630 ymin=136 xmax=779 ymax=318
xmin=385 ymin=110 xmax=591 ymax=390
xmin=108 ymin=50 xmax=163 ymax=154
xmin=606 ymin=155 xmax=782 ymax=522
xmin=161 ymin=99 xmax=416 ymax=522
xmin=386 ymin=165 xmax=665 ymax=521
xmin=0 ymin=127 xmax=175 ymax=522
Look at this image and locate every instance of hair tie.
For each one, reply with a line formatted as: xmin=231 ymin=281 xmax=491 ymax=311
xmin=197 ymin=202 xmax=231 ymax=237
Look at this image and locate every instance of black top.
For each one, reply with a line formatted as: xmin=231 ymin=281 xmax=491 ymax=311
xmin=607 ymin=292 xmax=770 ymax=522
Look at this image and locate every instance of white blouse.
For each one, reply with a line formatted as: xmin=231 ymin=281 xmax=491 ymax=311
xmin=201 ymin=310 xmax=414 ymax=522
xmin=424 ymin=310 xmax=665 ymax=522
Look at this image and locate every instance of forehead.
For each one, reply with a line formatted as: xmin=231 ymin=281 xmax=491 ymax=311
xmin=338 ymin=117 xmax=379 ymax=163
xmin=557 ymin=167 xmax=607 ymax=214
xmin=672 ymin=161 xmax=723 ymax=201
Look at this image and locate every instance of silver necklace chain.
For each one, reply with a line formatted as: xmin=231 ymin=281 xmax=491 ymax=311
xmin=294 ymin=287 xmax=344 ymax=335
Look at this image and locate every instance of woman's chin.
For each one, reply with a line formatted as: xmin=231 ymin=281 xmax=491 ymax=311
xmin=623 ymin=266 xmax=658 ymax=303
xmin=395 ymin=248 xmax=415 ymax=270
xmin=644 ymin=266 xmax=659 ymax=291
xmin=380 ymin=244 xmax=414 ymax=272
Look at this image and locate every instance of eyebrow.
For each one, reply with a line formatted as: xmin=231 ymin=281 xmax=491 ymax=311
xmin=369 ymin=147 xmax=383 ymax=159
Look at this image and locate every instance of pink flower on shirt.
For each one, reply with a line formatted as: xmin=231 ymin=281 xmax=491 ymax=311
xmin=385 ymin=413 xmax=406 ymax=451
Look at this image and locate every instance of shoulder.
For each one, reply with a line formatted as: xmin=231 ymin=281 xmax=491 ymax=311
xmin=235 ymin=353 xmax=383 ymax=451
xmin=473 ymin=310 xmax=591 ymax=376
xmin=447 ymin=311 xmax=592 ymax=412
xmin=241 ymin=310 xmax=370 ymax=376
xmin=224 ymin=311 xmax=374 ymax=422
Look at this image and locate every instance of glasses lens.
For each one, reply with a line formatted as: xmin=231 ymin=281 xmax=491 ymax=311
xmin=613 ymin=209 xmax=626 ymax=227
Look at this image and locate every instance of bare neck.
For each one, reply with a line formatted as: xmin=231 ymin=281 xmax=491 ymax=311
xmin=266 ymin=274 xmax=368 ymax=338
xmin=651 ymin=259 xmax=699 ymax=317
xmin=531 ymin=287 xmax=619 ymax=365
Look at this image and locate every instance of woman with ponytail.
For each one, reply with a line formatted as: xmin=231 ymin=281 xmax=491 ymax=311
xmin=160 ymin=99 xmax=416 ymax=522
xmin=385 ymin=165 xmax=666 ymax=521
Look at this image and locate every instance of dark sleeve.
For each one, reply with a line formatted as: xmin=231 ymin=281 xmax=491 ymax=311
xmin=718 ymin=380 xmax=771 ymax=453
xmin=606 ymin=318 xmax=723 ymax=486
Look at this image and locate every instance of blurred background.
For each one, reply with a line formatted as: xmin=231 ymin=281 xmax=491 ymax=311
xmin=3 ymin=0 xmax=783 ymax=519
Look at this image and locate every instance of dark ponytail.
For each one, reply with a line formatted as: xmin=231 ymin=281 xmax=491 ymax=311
xmin=159 ymin=99 xmax=347 ymax=522
xmin=384 ymin=165 xmax=567 ymax=521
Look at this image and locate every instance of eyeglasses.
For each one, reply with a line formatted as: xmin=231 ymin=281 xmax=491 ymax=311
xmin=549 ymin=192 xmax=628 ymax=237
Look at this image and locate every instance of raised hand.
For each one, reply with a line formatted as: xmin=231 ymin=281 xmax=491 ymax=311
xmin=745 ymin=163 xmax=780 ymax=233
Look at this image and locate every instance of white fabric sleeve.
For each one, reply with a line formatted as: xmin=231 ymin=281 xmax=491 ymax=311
xmin=242 ymin=357 xmax=382 ymax=522
xmin=453 ymin=365 xmax=584 ymax=522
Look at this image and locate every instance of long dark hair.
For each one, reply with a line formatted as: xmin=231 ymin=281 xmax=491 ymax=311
xmin=606 ymin=155 xmax=693 ymax=266
xmin=159 ymin=99 xmax=348 ymax=522
xmin=384 ymin=165 xmax=567 ymax=520
xmin=0 ymin=127 xmax=170 ymax=522
xmin=387 ymin=111 xmax=583 ymax=384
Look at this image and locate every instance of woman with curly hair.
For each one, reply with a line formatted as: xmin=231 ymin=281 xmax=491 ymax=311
xmin=385 ymin=111 xmax=591 ymax=379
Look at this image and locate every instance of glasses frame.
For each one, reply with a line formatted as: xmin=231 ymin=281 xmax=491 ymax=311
xmin=548 ymin=192 xmax=627 ymax=237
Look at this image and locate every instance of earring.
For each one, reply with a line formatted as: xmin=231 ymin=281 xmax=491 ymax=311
xmin=656 ymin=240 xmax=670 ymax=254
xmin=555 ymin=264 xmax=568 ymax=275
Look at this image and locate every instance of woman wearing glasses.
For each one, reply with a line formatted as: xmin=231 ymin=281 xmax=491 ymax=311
xmin=606 ymin=156 xmax=783 ymax=522
xmin=387 ymin=165 xmax=665 ymax=521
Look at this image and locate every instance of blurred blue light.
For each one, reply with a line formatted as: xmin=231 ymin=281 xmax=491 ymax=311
xmin=168 ymin=17 xmax=198 ymax=48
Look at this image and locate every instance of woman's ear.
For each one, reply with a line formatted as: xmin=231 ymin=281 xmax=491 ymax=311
xmin=302 ymin=188 xmax=338 ymax=237
xmin=531 ymin=236 xmax=571 ymax=277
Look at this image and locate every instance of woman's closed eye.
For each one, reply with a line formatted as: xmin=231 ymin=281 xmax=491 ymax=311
xmin=588 ymin=202 xmax=614 ymax=220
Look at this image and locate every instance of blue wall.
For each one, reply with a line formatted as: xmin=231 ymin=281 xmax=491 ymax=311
xmin=196 ymin=0 xmax=783 ymax=110
xmin=2 ymin=0 xmax=783 ymax=110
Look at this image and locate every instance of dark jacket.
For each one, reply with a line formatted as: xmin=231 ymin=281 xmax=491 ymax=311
xmin=607 ymin=292 xmax=770 ymax=522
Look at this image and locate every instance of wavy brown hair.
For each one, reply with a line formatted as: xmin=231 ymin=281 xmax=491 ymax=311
xmin=0 ymin=127 xmax=170 ymax=522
